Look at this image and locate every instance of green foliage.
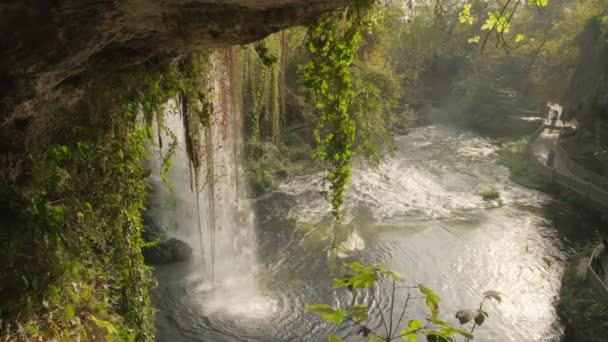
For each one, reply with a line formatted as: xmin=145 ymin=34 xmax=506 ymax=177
xmin=455 ymin=309 xmax=488 ymax=325
xmin=307 ymin=262 xmax=501 ymax=341
xmin=254 ymin=43 xmax=278 ymax=67
xmin=401 ymin=319 xmax=423 ymax=341
xmin=459 ymin=4 xmax=474 ymax=25
xmin=468 ymin=36 xmax=480 ymax=43
xmin=333 ymin=262 xmax=403 ymax=289
xmin=0 ymin=54 xmax=214 ymax=340
xmin=419 ymin=284 xmax=441 ymax=319
xmin=300 ymin=11 xmax=363 ymax=221
xmin=478 ymin=188 xmax=500 ymax=201
xmin=482 ymin=11 xmax=511 ymax=33
xmin=305 ymin=304 xmax=347 ymax=324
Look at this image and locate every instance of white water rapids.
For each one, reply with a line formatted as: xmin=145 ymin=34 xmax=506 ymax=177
xmin=150 ymin=117 xmax=578 ymax=341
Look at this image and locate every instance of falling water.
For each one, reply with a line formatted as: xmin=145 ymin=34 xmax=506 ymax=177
xmin=147 ymin=49 xmax=271 ymax=319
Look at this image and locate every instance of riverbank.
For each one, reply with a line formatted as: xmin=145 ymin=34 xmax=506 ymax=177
xmin=559 ymin=243 xmax=608 ymax=342
xmin=497 ymin=127 xmax=608 ymax=342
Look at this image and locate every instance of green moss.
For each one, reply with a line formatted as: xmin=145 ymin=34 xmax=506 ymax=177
xmin=0 ymin=54 xmax=213 ymax=341
xmin=478 ymin=188 xmax=500 ymax=200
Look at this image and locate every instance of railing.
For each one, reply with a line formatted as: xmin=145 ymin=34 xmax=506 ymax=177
xmin=526 ymin=124 xmax=547 ymax=151
xmin=528 ymin=125 xmax=608 ymax=298
xmin=527 ymin=125 xmax=608 ymax=208
xmin=554 ymin=142 xmax=608 ymax=192
xmin=586 ymin=245 xmax=608 ymax=300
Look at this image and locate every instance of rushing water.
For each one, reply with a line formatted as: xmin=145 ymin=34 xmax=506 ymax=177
xmin=153 ymin=124 xmax=583 ymax=342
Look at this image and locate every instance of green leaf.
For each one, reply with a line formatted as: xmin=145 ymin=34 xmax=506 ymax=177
xmin=328 ymin=336 xmax=343 ymax=342
xmin=346 ymin=261 xmax=363 ymax=271
xmin=459 ymin=4 xmax=474 ymax=25
xmin=455 ymin=309 xmax=475 ymax=325
xmin=419 ymin=284 xmax=441 ymax=319
xmin=515 ymin=34 xmax=525 ymax=43
xmin=305 ymin=304 xmax=334 ymax=313
xmin=377 ymin=265 xmax=404 ymax=281
xmin=481 ymin=11 xmax=510 ymax=33
xmin=426 ymin=333 xmax=455 ymax=342
xmin=322 ymin=308 xmax=347 ymax=324
xmin=430 ymin=319 xmax=474 ymax=338
xmin=468 ymin=36 xmax=481 ymax=43
xmin=304 ymin=304 xmax=346 ymax=324
xmin=333 ymin=264 xmax=380 ymax=289
xmin=455 ymin=309 xmax=488 ymax=326
xmin=400 ymin=320 xmax=422 ymax=341
xmin=90 ymin=315 xmax=118 ymax=335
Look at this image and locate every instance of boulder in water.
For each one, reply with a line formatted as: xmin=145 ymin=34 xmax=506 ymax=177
xmin=143 ymin=238 xmax=193 ymax=265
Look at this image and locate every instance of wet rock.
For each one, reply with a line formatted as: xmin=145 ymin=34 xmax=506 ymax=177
xmin=143 ymin=238 xmax=193 ymax=265
xmin=141 ymin=213 xmax=166 ymax=242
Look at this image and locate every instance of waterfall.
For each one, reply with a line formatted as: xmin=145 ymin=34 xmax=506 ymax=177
xmin=147 ymin=49 xmax=267 ymax=315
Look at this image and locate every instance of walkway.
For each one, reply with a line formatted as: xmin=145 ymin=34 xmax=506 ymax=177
xmin=531 ymin=126 xmax=574 ymax=178
xmin=530 ymin=123 xmax=608 ymax=207
xmin=529 ymin=123 xmax=608 ymax=294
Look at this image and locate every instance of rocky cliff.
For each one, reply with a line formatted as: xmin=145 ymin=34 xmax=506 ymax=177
xmin=0 ymin=0 xmax=348 ymax=124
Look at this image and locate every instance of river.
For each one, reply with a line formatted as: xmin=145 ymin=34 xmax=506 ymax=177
xmin=153 ymin=125 xmax=591 ymax=342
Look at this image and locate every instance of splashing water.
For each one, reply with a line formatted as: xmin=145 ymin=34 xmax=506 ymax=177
xmin=147 ymin=52 xmax=276 ymax=320
xmin=154 ymin=124 xmax=573 ymax=342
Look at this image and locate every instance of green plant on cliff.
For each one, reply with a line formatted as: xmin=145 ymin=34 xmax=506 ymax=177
xmin=0 ymin=54 xmax=213 ymax=340
xmin=306 ymin=262 xmax=502 ymax=342
xmin=299 ymin=9 xmax=365 ymax=221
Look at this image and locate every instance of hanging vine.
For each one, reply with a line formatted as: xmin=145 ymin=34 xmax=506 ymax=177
xmin=269 ymin=35 xmax=281 ymax=144
xmin=299 ymin=8 xmax=368 ymax=221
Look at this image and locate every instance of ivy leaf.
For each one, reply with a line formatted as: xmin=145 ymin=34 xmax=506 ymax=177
xmin=328 ymin=336 xmax=343 ymax=342
xmin=459 ymin=4 xmax=474 ymax=25
xmin=400 ymin=319 xmax=422 ymax=341
xmin=482 ymin=290 xmax=503 ymax=303
xmin=419 ymin=284 xmax=441 ymax=319
xmin=515 ymin=34 xmax=526 ymax=43
xmin=468 ymin=36 xmax=481 ymax=43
